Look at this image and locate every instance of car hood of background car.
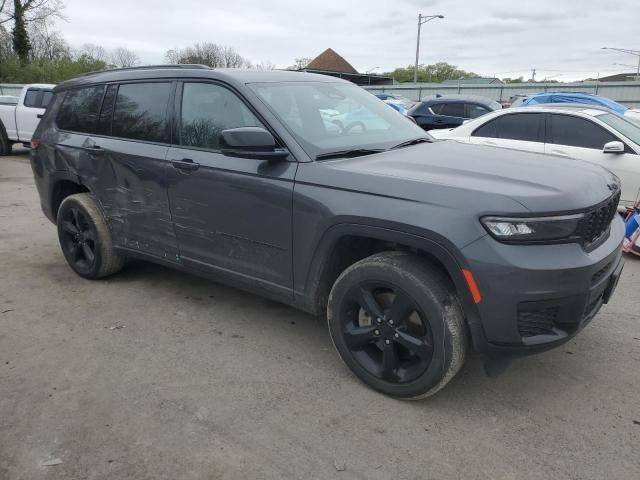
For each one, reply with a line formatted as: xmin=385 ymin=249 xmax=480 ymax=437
xmin=312 ymin=140 xmax=619 ymax=213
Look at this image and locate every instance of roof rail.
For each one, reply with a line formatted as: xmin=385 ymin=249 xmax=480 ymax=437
xmin=78 ymin=64 xmax=212 ymax=77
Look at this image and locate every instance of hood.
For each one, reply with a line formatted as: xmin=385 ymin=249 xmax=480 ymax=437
xmin=315 ymin=140 xmax=619 ymax=213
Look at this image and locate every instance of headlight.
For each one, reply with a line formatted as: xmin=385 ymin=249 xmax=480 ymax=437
xmin=481 ymin=214 xmax=583 ymax=243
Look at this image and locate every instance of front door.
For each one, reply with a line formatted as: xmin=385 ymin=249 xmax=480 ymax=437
xmin=166 ymin=81 xmax=296 ymax=296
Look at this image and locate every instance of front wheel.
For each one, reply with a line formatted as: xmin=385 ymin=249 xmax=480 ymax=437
xmin=327 ymin=252 xmax=467 ymax=399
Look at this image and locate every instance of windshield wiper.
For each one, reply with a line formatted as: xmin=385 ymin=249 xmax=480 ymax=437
xmin=390 ymin=137 xmax=433 ymax=150
xmin=315 ymin=148 xmax=385 ymax=161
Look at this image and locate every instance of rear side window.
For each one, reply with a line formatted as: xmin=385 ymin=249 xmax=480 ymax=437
xmin=469 ymin=104 xmax=490 ymax=119
xmin=179 ymin=82 xmax=263 ymax=150
xmin=550 ymin=114 xmax=617 ymax=149
xmin=438 ymin=103 xmax=465 ymax=117
xmin=472 ymin=113 xmax=543 ymax=142
xmin=56 ymin=86 xmax=105 ymax=133
xmin=41 ymin=91 xmax=53 ymax=108
xmin=112 ymin=82 xmax=171 ymax=143
xmin=24 ymin=89 xmax=40 ymax=107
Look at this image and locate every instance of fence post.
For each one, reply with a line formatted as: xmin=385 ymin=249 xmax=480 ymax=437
xmin=418 ymin=87 xmax=423 ymax=101
xmin=594 ymin=82 xmax=599 ymax=95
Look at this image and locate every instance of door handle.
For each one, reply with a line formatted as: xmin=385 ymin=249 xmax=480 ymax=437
xmin=82 ymin=145 xmax=104 ymax=156
xmin=171 ymin=158 xmax=200 ymax=171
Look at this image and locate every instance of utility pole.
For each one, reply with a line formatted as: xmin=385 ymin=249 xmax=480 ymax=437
xmin=414 ymin=13 xmax=445 ymax=84
xmin=602 ymin=47 xmax=640 ymax=80
xmin=531 ymin=68 xmax=536 ymax=82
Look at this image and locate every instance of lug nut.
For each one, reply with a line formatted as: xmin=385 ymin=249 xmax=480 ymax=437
xmin=394 ymin=333 xmax=399 ymax=339
xmin=374 ymin=329 xmax=380 ymax=336
xmin=384 ymin=339 xmax=391 ymax=345
xmin=376 ymin=318 xmax=382 ymax=324
xmin=388 ymin=319 xmax=394 ymax=326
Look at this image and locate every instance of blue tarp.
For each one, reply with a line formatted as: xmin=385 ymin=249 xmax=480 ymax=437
xmin=523 ymin=93 xmax=627 ymax=114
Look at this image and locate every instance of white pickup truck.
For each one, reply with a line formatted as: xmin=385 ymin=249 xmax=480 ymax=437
xmin=0 ymin=84 xmax=55 ymax=155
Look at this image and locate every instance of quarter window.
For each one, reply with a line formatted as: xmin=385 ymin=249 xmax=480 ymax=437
xmin=468 ymin=104 xmax=490 ymax=119
xmin=550 ymin=114 xmax=617 ymax=149
xmin=472 ymin=113 xmax=542 ymax=142
xmin=112 ymin=82 xmax=171 ymax=143
xmin=179 ymin=82 xmax=263 ymax=150
xmin=56 ymin=86 xmax=105 ymax=133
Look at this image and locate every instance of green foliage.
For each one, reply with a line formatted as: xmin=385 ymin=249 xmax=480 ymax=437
xmin=11 ymin=1 xmax=30 ymax=62
xmin=0 ymin=53 xmax=107 ymax=83
xmin=388 ymin=62 xmax=480 ymax=83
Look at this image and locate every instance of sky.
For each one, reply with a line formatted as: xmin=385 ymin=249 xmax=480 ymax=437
xmin=58 ymin=0 xmax=640 ymax=81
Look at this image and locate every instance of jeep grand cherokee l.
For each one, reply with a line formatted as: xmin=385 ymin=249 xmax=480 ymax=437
xmin=30 ymin=66 xmax=625 ymax=398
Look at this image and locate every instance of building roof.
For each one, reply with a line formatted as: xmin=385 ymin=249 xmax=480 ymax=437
xmin=442 ymin=77 xmax=503 ymax=85
xmin=306 ymin=48 xmax=358 ymax=74
xmin=595 ymin=72 xmax=640 ymax=82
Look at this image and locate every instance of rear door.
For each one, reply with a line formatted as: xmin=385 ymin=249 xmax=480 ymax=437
xmin=434 ymin=102 xmax=466 ymax=128
xmin=55 ymin=81 xmax=178 ymax=259
xmin=166 ymin=81 xmax=296 ymax=297
xmin=545 ymin=113 xmax=640 ymax=204
xmin=470 ymin=112 xmax=545 ymax=153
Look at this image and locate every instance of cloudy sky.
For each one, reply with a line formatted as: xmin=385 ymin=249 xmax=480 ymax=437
xmin=59 ymin=0 xmax=639 ymax=81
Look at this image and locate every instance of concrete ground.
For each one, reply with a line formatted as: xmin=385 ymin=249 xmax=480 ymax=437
xmin=1 ymin=150 xmax=639 ymax=480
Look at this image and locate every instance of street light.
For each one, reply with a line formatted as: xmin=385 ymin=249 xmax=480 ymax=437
xmin=414 ymin=14 xmax=445 ymax=84
xmin=602 ymin=47 xmax=640 ymax=79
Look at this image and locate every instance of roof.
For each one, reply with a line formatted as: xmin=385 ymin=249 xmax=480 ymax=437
xmin=442 ymin=77 xmax=503 ymax=85
xmin=305 ymin=48 xmax=358 ymax=74
xmin=506 ymin=104 xmax=614 ymax=115
xmin=54 ymin=67 xmax=347 ymax=91
xmin=595 ymin=72 xmax=640 ymax=82
xmin=420 ymin=94 xmax=498 ymax=105
xmin=521 ymin=92 xmax=626 ymax=114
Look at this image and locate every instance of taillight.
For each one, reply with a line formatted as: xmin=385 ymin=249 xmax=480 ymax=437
xmin=31 ymin=138 xmax=42 ymax=149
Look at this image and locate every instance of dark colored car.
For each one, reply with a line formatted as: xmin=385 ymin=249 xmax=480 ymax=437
xmin=408 ymin=94 xmax=502 ymax=130
xmin=30 ymin=66 xmax=624 ymax=399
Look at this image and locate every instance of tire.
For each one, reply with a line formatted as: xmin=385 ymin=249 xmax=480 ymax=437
xmin=0 ymin=125 xmax=11 ymax=156
xmin=327 ymin=251 xmax=468 ymax=399
xmin=57 ymin=193 xmax=124 ymax=279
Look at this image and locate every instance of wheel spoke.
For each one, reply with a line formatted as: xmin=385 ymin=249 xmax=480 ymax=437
xmin=69 ymin=243 xmax=81 ymax=261
xmin=355 ymin=286 xmax=384 ymax=319
xmin=387 ymin=291 xmax=414 ymax=324
xmin=81 ymin=243 xmax=95 ymax=263
xmin=394 ymin=331 xmax=432 ymax=361
xmin=343 ymin=325 xmax=377 ymax=349
xmin=381 ymin=344 xmax=400 ymax=382
xmin=71 ymin=208 xmax=81 ymax=229
xmin=61 ymin=220 xmax=79 ymax=236
xmin=83 ymin=230 xmax=96 ymax=242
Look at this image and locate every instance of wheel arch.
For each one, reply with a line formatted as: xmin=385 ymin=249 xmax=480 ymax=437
xmin=50 ymin=177 xmax=91 ymax=220
xmin=298 ymin=224 xmax=482 ymax=333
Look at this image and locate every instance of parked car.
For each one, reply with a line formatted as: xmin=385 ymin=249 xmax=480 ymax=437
xmin=408 ymin=95 xmax=502 ymax=130
xmin=31 ymin=67 xmax=624 ymax=399
xmin=0 ymin=83 xmax=55 ymax=155
xmin=430 ymin=104 xmax=640 ymax=207
xmin=511 ymin=92 xmax=640 ymax=125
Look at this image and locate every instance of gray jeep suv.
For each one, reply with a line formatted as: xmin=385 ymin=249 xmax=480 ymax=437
xmin=30 ymin=66 xmax=624 ymax=398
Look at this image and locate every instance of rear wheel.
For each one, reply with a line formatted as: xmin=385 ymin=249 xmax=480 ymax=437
xmin=57 ymin=193 xmax=124 ymax=279
xmin=0 ymin=127 xmax=11 ymax=156
xmin=327 ymin=252 xmax=467 ymax=399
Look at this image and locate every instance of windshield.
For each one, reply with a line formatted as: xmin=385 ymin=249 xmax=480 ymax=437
xmin=249 ymin=82 xmax=430 ymax=159
xmin=595 ymin=112 xmax=640 ymax=146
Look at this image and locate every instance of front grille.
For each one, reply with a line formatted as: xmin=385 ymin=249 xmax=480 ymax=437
xmin=578 ymin=191 xmax=620 ymax=248
xmin=518 ymin=307 xmax=559 ymax=337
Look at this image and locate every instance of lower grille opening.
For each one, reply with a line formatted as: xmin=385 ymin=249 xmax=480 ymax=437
xmin=518 ymin=307 xmax=559 ymax=338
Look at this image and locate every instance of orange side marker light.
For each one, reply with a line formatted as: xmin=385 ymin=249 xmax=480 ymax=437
xmin=462 ymin=269 xmax=481 ymax=304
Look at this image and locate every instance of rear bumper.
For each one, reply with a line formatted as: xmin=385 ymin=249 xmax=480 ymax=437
xmin=461 ymin=215 xmax=625 ymax=357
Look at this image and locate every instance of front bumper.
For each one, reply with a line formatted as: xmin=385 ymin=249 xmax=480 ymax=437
xmin=461 ymin=215 xmax=625 ymax=356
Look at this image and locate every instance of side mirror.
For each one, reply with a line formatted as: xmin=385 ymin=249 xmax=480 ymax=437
xmin=221 ymin=127 xmax=289 ymax=160
xmin=603 ymin=141 xmax=625 ymax=154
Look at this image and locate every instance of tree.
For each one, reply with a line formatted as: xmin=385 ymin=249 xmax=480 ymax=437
xmin=111 ymin=47 xmax=139 ymax=67
xmin=165 ymin=42 xmax=251 ymax=68
xmin=78 ymin=42 xmax=108 ymax=62
xmin=0 ymin=0 xmax=64 ymax=61
xmin=388 ymin=62 xmax=480 ymax=83
xmin=28 ymin=18 xmax=68 ymax=60
xmin=254 ymin=60 xmax=276 ymax=71
xmin=287 ymin=57 xmax=311 ymax=70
